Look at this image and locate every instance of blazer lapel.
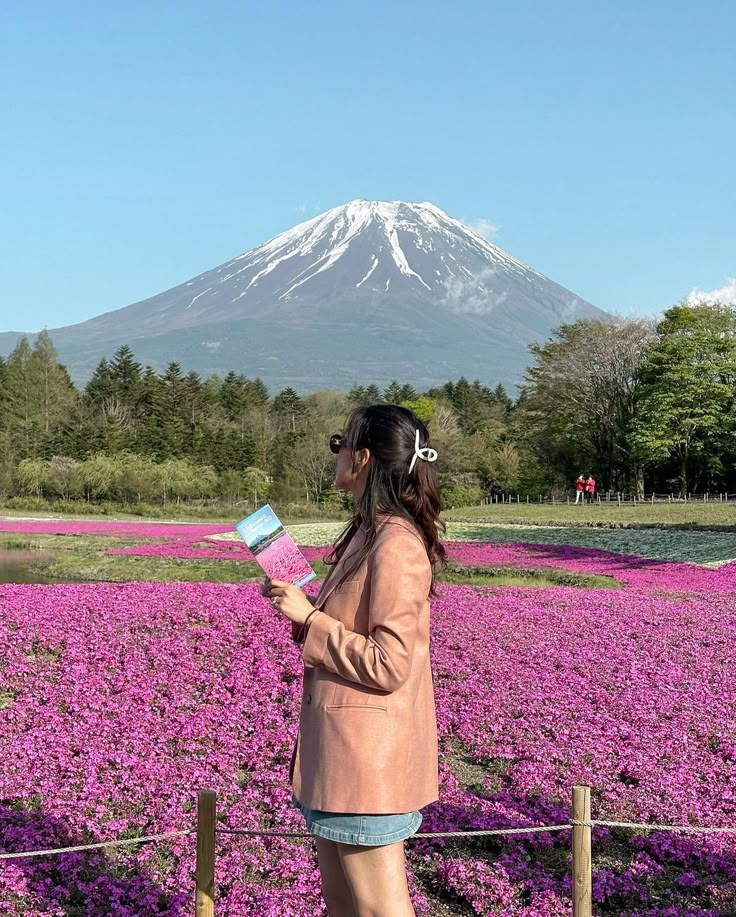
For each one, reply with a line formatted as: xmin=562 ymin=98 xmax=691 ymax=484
xmin=312 ymin=516 xmax=417 ymax=610
xmin=313 ymin=527 xmax=371 ymax=610
xmin=313 ymin=571 xmax=341 ymax=610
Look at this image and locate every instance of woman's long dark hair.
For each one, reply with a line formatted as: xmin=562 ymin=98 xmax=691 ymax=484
xmin=324 ymin=404 xmax=447 ymax=598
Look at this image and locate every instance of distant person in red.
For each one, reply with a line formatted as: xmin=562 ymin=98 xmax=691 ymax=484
xmin=585 ymin=475 xmax=596 ymax=504
xmin=575 ymin=474 xmax=586 ymax=504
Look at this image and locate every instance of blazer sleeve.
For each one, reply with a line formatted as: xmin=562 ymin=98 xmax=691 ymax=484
xmin=291 ymin=594 xmax=317 ymax=644
xmin=301 ymin=532 xmax=431 ymax=691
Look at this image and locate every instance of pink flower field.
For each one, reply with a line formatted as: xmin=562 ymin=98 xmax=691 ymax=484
xmin=303 ymin=541 xmax=736 ymax=595
xmin=1 ymin=575 xmax=735 ymax=915
xmin=0 ymin=520 xmax=232 ymax=539
xmin=440 ymin=541 xmax=736 ymax=594
xmin=106 ymin=537 xmax=254 ymax=561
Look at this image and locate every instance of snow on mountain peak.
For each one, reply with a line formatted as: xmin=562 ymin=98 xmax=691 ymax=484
xmin=222 ymin=199 xmax=538 ymax=309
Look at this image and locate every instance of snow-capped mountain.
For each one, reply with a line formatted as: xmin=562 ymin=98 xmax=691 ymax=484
xmin=0 ymin=200 xmax=607 ymax=391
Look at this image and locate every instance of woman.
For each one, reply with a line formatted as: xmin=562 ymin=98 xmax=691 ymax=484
xmin=263 ymin=404 xmax=446 ymax=916
xmin=585 ymin=474 xmax=596 ymax=504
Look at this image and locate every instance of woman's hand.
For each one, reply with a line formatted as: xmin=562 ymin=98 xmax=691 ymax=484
xmin=261 ymin=577 xmax=315 ymax=625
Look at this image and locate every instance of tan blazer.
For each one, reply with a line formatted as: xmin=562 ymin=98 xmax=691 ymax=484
xmin=289 ymin=514 xmax=439 ymax=814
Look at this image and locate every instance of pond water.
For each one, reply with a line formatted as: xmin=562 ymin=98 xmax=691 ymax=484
xmin=0 ymin=549 xmax=59 ymax=584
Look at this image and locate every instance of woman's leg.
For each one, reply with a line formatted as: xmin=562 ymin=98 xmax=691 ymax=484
xmin=315 ymin=837 xmax=358 ymax=916
xmin=336 ymin=840 xmax=415 ymax=917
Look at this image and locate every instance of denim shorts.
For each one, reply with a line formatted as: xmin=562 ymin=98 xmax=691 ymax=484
xmin=291 ymin=794 xmax=422 ymax=846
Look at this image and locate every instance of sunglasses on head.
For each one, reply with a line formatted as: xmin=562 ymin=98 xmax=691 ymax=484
xmin=329 ymin=433 xmax=346 ymax=455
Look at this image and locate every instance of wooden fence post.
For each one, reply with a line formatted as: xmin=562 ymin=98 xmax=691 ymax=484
xmin=572 ymin=785 xmax=592 ymax=917
xmin=196 ymin=791 xmax=217 ymax=917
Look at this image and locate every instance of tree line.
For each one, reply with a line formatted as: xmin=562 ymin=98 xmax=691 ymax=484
xmin=0 ymin=299 xmax=733 ymax=510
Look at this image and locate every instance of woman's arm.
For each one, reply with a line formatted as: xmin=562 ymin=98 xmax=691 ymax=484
xmin=301 ymin=534 xmax=431 ymax=691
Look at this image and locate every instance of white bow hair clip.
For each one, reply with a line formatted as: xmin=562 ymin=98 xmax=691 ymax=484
xmin=409 ymin=428 xmax=438 ymax=473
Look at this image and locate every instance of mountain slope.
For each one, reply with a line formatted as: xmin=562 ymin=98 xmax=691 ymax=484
xmin=0 ymin=200 xmax=607 ymax=391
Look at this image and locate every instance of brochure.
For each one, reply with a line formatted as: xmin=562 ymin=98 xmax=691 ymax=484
xmin=235 ymin=504 xmax=316 ymax=589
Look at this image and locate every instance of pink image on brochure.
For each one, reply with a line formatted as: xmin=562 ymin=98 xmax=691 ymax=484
xmin=257 ymin=536 xmax=316 ymax=586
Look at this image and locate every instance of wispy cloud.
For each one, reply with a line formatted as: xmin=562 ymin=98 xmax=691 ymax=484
xmin=464 ymin=216 xmax=500 ymax=240
xmin=442 ymin=267 xmax=508 ymax=315
xmin=560 ymin=296 xmax=585 ymax=321
xmin=295 ymin=201 xmax=323 ymax=216
xmin=687 ymin=276 xmax=736 ymax=305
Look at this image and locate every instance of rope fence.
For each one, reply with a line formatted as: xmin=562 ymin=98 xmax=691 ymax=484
xmin=482 ymin=491 xmax=736 ymax=505
xmin=0 ymin=829 xmax=195 ymax=861
xmin=2 ymin=786 xmax=735 ymax=916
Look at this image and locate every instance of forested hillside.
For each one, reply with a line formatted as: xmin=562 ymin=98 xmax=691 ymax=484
xmin=1 ymin=302 xmax=733 ymax=512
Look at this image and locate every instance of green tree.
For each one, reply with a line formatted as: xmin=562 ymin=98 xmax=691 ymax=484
xmin=292 ymin=434 xmax=336 ymax=504
xmin=16 ymin=457 xmax=48 ymax=497
xmin=132 ymin=367 xmax=163 ymax=453
xmin=79 ymin=453 xmax=121 ymax=501
xmin=476 ymin=442 xmax=521 ymax=494
xmin=247 ymin=378 xmax=269 ymax=408
xmin=347 ymin=385 xmax=368 ymax=406
xmin=151 ymin=362 xmax=188 ymax=456
xmin=117 ymin=452 xmax=161 ymax=503
xmin=383 ymin=380 xmax=404 ymax=404
xmin=400 ymin=396 xmax=437 ymax=424
xmin=2 ymin=338 xmax=37 ymax=456
xmin=29 ymin=331 xmax=77 ymax=449
xmin=493 ymin=383 xmax=513 ymax=414
xmin=349 ymin=383 xmax=383 ymax=406
xmin=84 ymin=351 xmax=142 ymax=453
xmin=242 ymin=466 xmax=271 ymax=510
xmin=0 ymin=355 xmax=7 ymax=430
xmin=222 ymin=372 xmax=250 ymax=421
xmin=271 ymin=387 xmax=305 ymax=433
xmin=1 ymin=333 xmax=75 ymax=459
xmin=217 ymin=469 xmax=246 ymax=505
xmin=519 ymin=318 xmax=654 ymax=492
xmin=46 ymin=455 xmax=83 ymax=500
xmin=446 ymin=377 xmax=486 ymax=434
xmin=631 ymin=302 xmax=736 ymax=495
xmin=109 ymin=345 xmax=142 ymax=401
xmin=85 ymin=358 xmax=116 ymax=405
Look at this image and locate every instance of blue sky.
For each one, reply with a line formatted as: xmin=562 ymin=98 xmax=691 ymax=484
xmin=1 ymin=0 xmax=734 ymax=332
